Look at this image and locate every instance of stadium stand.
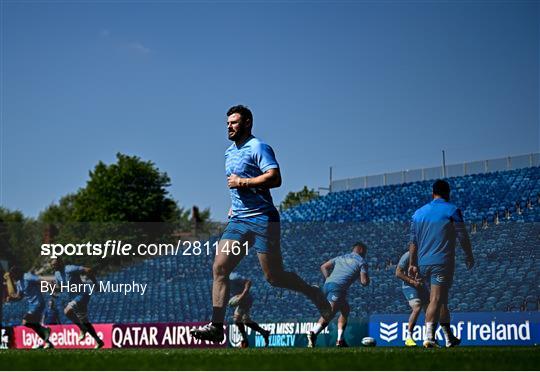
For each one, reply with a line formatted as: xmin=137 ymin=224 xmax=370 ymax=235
xmin=2 ymin=167 xmax=539 ymax=325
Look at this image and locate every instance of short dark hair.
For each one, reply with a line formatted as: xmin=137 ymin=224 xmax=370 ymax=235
xmin=353 ymin=241 xmax=367 ymax=250
xmin=433 ymin=179 xmax=450 ymax=199
xmin=227 ymin=105 xmax=253 ymax=126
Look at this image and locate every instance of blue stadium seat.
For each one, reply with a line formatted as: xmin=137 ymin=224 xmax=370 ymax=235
xmin=3 ymin=167 xmax=539 ymax=324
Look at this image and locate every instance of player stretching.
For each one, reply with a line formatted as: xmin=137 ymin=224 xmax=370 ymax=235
xmin=307 ymin=242 xmax=370 ymax=348
xmin=395 ymin=251 xmax=429 ymax=347
xmin=51 ymin=258 xmax=104 ymax=349
xmin=4 ymin=267 xmax=54 ymax=348
xmin=408 ymin=180 xmax=474 ymax=348
xmin=193 ymin=105 xmax=331 ymax=343
xmin=228 ymin=272 xmax=270 ymax=348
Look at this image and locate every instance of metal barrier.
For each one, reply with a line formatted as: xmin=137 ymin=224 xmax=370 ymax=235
xmin=331 ymin=153 xmax=540 ymax=192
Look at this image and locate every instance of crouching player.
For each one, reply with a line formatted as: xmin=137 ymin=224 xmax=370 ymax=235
xmin=4 ymin=267 xmax=54 ymax=348
xmin=395 ymin=251 xmax=429 ymax=347
xmin=228 ymin=272 xmax=270 ymax=348
xmin=308 ymin=242 xmax=369 ymax=348
xmin=51 ymin=258 xmax=104 ymax=349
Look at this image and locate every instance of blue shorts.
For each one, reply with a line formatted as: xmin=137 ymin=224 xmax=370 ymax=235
xmin=221 ymin=210 xmax=280 ymax=254
xmin=66 ymin=294 xmax=90 ymax=321
xmin=71 ymin=293 xmax=90 ymax=306
xmin=323 ymin=282 xmax=348 ymax=305
xmin=419 ymin=264 xmax=454 ymax=288
xmin=402 ymin=284 xmax=429 ymax=303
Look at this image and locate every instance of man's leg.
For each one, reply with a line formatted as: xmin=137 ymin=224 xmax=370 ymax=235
xmin=424 ymin=284 xmax=444 ymax=346
xmin=408 ymin=302 xmax=423 ymax=336
xmin=73 ymin=302 xmax=104 ymax=347
xmin=406 ymin=300 xmax=423 ymax=346
xmin=336 ymin=302 xmax=349 ymax=347
xmin=440 ymin=303 xmax=460 ymax=347
xmin=83 ymin=321 xmax=102 ymax=344
xmin=193 ymin=239 xmax=246 ymax=342
xmin=245 ymin=320 xmax=267 ymax=336
xmin=244 ymin=315 xmax=270 ymax=347
xmin=257 ymin=252 xmax=312 ymax=294
xmin=258 ymin=252 xmax=331 ymax=319
xmin=438 ymin=267 xmax=459 ymax=347
xmin=23 ymin=313 xmax=52 ymax=348
xmin=64 ymin=304 xmax=87 ymax=333
xmin=233 ymin=313 xmax=249 ymax=347
xmin=308 ymin=301 xmax=340 ymax=347
xmin=211 ymin=239 xmax=246 ymax=325
xmin=23 ymin=320 xmax=48 ymax=341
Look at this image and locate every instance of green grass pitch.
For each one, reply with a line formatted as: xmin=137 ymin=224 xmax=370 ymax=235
xmin=0 ymin=346 xmax=538 ymax=370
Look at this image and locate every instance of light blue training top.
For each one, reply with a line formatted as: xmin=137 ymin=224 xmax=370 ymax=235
xmin=225 ymin=136 xmax=279 ymax=218
xmin=325 ymin=252 xmax=368 ymax=290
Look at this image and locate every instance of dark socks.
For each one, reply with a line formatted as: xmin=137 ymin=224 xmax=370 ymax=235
xmin=245 ymin=321 xmax=267 ymax=335
xmin=84 ymin=323 xmax=102 ymax=343
xmin=66 ymin=312 xmax=86 ymax=333
xmin=236 ymin=322 xmax=248 ymax=341
xmin=27 ymin=323 xmax=47 ymax=340
xmin=211 ymin=306 xmax=226 ymax=326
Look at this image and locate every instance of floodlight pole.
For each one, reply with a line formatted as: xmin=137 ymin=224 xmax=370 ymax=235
xmin=442 ymin=150 xmax=447 ymax=178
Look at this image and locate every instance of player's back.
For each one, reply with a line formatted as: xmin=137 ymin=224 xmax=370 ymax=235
xmin=55 ymin=264 xmax=83 ymax=285
xmin=326 ymin=253 xmax=367 ymax=290
xmin=411 ymin=199 xmax=461 ymax=266
xmin=55 ymin=264 xmax=86 ymax=299
xmin=17 ymin=273 xmax=45 ymax=308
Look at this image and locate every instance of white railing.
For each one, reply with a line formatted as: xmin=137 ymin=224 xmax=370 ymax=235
xmin=331 ymin=153 xmax=540 ymax=192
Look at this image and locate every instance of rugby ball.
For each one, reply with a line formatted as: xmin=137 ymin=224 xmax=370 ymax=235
xmin=361 ymin=336 xmax=376 ymax=347
xmin=228 ymin=295 xmax=242 ymax=307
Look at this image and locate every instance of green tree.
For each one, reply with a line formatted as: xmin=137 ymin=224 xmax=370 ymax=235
xmin=39 ymin=193 xmax=77 ymax=224
xmin=0 ymin=208 xmax=42 ymax=270
xmin=38 ymin=153 xmax=194 ymax=269
xmin=72 ymin=153 xmax=179 ymax=222
xmin=280 ymin=186 xmax=319 ymax=211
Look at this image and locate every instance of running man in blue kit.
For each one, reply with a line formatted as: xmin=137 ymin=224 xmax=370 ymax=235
xmin=395 ymin=251 xmax=429 ymax=347
xmin=228 ymin=272 xmax=270 ymax=348
xmin=192 ymin=105 xmax=331 ymax=343
xmin=307 ymin=242 xmax=370 ymax=348
xmin=5 ymin=267 xmax=54 ymax=348
xmin=51 ymin=257 xmax=104 ymax=349
xmin=408 ymin=179 xmax=475 ymax=348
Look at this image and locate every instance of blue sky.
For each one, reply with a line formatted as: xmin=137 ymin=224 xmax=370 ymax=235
xmin=1 ymin=0 xmax=538 ymax=221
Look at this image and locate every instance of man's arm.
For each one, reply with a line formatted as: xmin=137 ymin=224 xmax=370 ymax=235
xmin=453 ymin=209 xmax=474 ymax=270
xmin=360 ymin=271 xmax=370 ymax=287
xmin=237 ymin=279 xmax=252 ymax=301
xmin=396 ymin=265 xmax=421 ymax=288
xmin=407 ymin=217 xmax=420 ymax=278
xmin=3 ymin=273 xmax=22 ymax=302
xmin=408 ymin=242 xmax=419 ymax=279
xmin=3 ymin=272 xmax=17 ymax=298
xmin=320 ymin=260 xmax=334 ymax=279
xmin=6 ymin=292 xmax=22 ymax=302
xmin=227 ymin=168 xmax=281 ymax=189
